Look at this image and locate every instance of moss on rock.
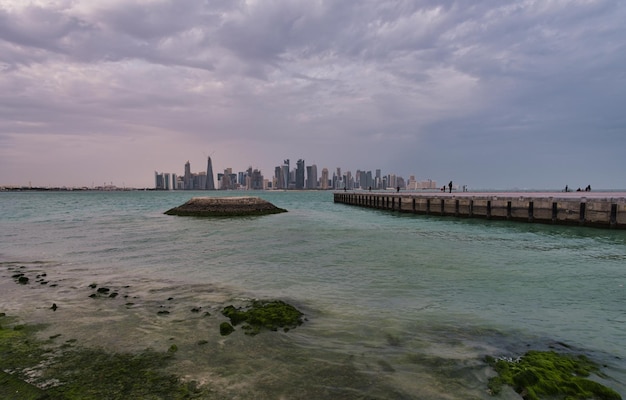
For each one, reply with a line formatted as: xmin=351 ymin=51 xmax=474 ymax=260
xmin=221 ymin=300 xmax=304 ymax=336
xmin=486 ymin=350 xmax=621 ymax=400
xmin=219 ymin=322 xmax=235 ymax=336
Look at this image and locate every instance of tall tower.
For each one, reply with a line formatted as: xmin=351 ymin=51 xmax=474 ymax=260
xmin=295 ymin=159 xmax=305 ymax=189
xmin=205 ymin=156 xmax=215 ymax=190
xmin=274 ymin=166 xmax=284 ymax=189
xmin=307 ymin=164 xmax=318 ymax=189
xmin=184 ymin=161 xmax=192 ymax=190
xmin=321 ymin=168 xmax=329 ymax=190
xmin=283 ymin=159 xmax=290 ymax=189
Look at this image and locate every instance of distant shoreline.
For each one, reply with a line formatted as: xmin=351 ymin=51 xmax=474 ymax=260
xmin=0 ymin=186 xmax=148 ymax=192
xmin=3 ymin=186 xmax=626 ymax=195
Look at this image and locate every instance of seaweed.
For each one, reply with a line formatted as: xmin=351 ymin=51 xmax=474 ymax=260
xmin=0 ymin=314 xmax=210 ymax=399
xmin=486 ymin=351 xmax=621 ymax=400
xmin=44 ymin=347 xmax=204 ymax=399
xmin=221 ymin=300 xmax=304 ymax=336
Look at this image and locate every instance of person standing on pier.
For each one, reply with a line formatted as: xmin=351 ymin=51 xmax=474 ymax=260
xmin=448 ymin=181 xmax=453 ymax=193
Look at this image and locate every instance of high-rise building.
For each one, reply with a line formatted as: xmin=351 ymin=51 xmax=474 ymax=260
xmin=184 ymin=161 xmax=192 ymax=190
xmin=220 ymin=168 xmax=234 ymax=190
xmin=249 ymin=168 xmax=264 ymax=190
xmin=345 ymin=170 xmax=352 ymax=190
xmin=274 ymin=166 xmax=284 ymax=189
xmin=155 ymin=172 xmax=172 ymax=190
xmin=357 ymin=170 xmax=372 ymax=190
xmin=306 ymin=164 xmax=318 ymax=189
xmin=295 ymin=159 xmax=305 ymax=189
xmin=321 ymin=168 xmax=329 ymax=189
xmin=205 ymin=157 xmax=215 ymax=190
xmin=387 ymin=174 xmax=397 ymax=189
xmin=283 ymin=159 xmax=290 ymax=189
xmin=155 ymin=172 xmax=165 ymax=190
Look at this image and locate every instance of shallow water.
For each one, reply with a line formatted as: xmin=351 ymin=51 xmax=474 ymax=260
xmin=1 ymin=190 xmax=625 ymax=398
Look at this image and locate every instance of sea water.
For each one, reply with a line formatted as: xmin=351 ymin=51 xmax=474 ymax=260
xmin=1 ymin=190 xmax=625 ymax=399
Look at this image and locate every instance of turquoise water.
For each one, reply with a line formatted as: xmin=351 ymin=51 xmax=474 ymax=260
xmin=1 ymin=190 xmax=625 ymax=399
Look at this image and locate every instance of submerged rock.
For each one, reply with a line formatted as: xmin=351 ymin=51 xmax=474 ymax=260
xmin=486 ymin=350 xmax=622 ymax=400
xmin=164 ymin=196 xmax=287 ymax=217
xmin=219 ymin=322 xmax=235 ymax=336
xmin=221 ymin=300 xmax=304 ymax=336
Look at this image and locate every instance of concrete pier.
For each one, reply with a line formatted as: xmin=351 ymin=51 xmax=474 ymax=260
xmin=334 ymin=191 xmax=626 ymax=229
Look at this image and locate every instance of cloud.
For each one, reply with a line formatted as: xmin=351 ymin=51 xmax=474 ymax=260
xmin=1 ymin=0 xmax=625 ymax=189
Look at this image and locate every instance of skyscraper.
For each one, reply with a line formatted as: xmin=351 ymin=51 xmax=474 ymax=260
xmin=295 ymin=159 xmax=305 ymax=189
xmin=306 ymin=164 xmax=318 ymax=189
xmin=184 ymin=161 xmax=192 ymax=190
xmin=283 ymin=159 xmax=290 ymax=189
xmin=155 ymin=172 xmax=165 ymax=190
xmin=205 ymin=156 xmax=215 ymax=190
xmin=249 ymin=168 xmax=264 ymax=190
xmin=321 ymin=168 xmax=329 ymax=189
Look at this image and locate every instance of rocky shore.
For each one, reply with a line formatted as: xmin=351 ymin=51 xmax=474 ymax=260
xmin=164 ymin=196 xmax=287 ymax=217
xmin=1 ymin=262 xmax=307 ymax=399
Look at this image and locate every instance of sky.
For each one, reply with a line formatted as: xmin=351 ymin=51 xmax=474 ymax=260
xmin=1 ymin=0 xmax=625 ymax=190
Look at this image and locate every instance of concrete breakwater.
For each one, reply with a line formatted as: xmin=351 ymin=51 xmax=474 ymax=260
xmin=334 ymin=191 xmax=626 ymax=229
xmin=165 ymin=196 xmax=287 ymax=217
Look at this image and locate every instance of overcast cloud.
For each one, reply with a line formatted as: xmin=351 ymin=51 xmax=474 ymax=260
xmin=1 ymin=0 xmax=625 ymax=189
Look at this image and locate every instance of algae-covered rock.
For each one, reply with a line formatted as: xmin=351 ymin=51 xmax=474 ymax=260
xmin=221 ymin=300 xmax=304 ymax=336
xmin=486 ymin=350 xmax=622 ymax=400
xmin=219 ymin=322 xmax=235 ymax=336
xmin=165 ymin=196 xmax=287 ymax=217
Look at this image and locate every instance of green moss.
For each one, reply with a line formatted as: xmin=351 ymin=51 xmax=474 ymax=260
xmin=0 ymin=319 xmax=49 ymax=372
xmin=0 ymin=370 xmax=49 ymax=400
xmin=221 ymin=300 xmax=304 ymax=336
xmin=0 ymin=315 xmax=211 ymax=399
xmin=219 ymin=322 xmax=235 ymax=336
xmin=486 ymin=350 xmax=621 ymax=400
xmin=44 ymin=347 xmax=205 ymax=399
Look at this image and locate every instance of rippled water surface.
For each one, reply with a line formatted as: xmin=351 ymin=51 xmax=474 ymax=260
xmin=1 ymin=190 xmax=625 ymax=398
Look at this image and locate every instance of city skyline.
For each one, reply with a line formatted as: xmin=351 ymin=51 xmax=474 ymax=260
xmin=1 ymin=2 xmax=625 ymax=190
xmin=155 ymin=157 xmax=439 ymax=191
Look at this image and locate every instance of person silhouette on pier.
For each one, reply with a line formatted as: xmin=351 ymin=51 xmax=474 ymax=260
xmin=448 ymin=181 xmax=453 ymax=193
